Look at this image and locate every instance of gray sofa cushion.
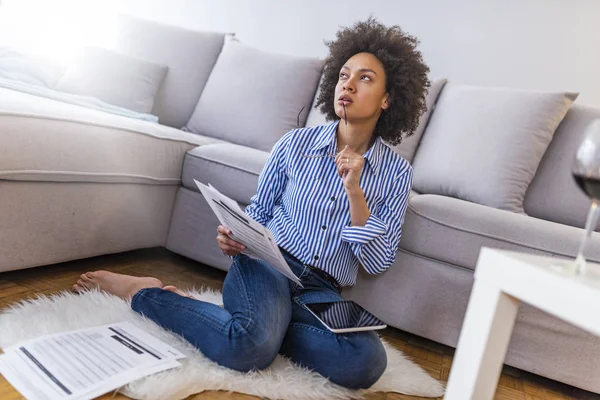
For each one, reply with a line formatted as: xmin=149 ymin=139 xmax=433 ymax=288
xmin=400 ymin=194 xmax=600 ymax=270
xmin=411 ymin=84 xmax=578 ymax=213
xmin=524 ymin=104 xmax=600 ymax=231
xmin=114 ymin=15 xmax=225 ymax=128
xmin=389 ymin=78 xmax=447 ymax=164
xmin=183 ymin=143 xmax=268 ymax=204
xmin=185 ymin=38 xmax=324 ymax=152
xmin=305 ymin=79 xmax=328 ymax=128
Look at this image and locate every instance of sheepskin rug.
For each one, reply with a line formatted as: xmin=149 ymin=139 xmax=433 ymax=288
xmin=0 ymin=288 xmax=445 ymax=400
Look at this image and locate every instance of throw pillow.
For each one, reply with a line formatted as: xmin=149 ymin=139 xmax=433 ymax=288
xmin=56 ymin=46 xmax=167 ymax=114
xmin=0 ymin=47 xmax=65 ymax=88
xmin=389 ymin=78 xmax=447 ymax=163
xmin=185 ymin=37 xmax=324 ymax=152
xmin=411 ymin=83 xmax=578 ymax=213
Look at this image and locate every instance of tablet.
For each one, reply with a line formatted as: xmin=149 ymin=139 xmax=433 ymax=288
xmin=303 ymin=301 xmax=387 ymax=333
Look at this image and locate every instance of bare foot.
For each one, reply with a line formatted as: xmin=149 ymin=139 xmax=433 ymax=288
xmin=73 ymin=271 xmax=163 ymax=299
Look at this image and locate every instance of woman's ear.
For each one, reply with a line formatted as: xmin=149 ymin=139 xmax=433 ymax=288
xmin=381 ymin=93 xmax=390 ymax=110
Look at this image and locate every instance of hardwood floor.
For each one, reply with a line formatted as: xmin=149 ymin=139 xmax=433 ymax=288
xmin=0 ymin=248 xmax=598 ymax=400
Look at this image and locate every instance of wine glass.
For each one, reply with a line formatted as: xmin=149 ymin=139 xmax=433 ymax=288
xmin=572 ymin=119 xmax=600 ymax=275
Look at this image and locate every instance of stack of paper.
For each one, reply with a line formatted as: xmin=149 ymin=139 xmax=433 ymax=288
xmin=0 ymin=322 xmax=185 ymax=400
xmin=195 ymin=179 xmax=302 ymax=286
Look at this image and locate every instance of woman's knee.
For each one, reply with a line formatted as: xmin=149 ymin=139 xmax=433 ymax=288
xmin=207 ymin=318 xmax=281 ymax=372
xmin=329 ymin=334 xmax=388 ymax=389
xmin=216 ymin=336 xmax=281 ymax=372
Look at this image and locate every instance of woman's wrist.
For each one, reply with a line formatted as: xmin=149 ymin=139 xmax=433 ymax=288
xmin=346 ymin=186 xmax=370 ymax=226
xmin=345 ymin=185 xmax=363 ymax=198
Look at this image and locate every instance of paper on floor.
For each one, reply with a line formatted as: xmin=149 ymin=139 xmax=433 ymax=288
xmin=0 ymin=321 xmax=185 ymax=400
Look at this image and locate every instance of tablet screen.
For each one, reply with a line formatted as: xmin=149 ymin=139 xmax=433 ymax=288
xmin=304 ymin=301 xmax=386 ymax=330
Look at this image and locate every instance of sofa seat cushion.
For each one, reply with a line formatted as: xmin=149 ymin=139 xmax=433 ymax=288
xmin=400 ymin=194 xmax=600 ymax=270
xmin=0 ymin=88 xmax=224 ymax=184
xmin=183 ymin=143 xmax=269 ymax=204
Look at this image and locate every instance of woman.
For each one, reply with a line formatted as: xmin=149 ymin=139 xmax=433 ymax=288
xmin=73 ymin=17 xmax=429 ymax=389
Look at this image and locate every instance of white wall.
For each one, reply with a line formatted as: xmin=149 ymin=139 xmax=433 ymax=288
xmin=2 ymin=0 xmax=600 ymax=106
xmin=102 ymin=0 xmax=600 ymax=108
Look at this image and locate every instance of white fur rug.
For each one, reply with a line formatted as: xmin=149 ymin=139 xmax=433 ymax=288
xmin=0 ymin=288 xmax=444 ymax=400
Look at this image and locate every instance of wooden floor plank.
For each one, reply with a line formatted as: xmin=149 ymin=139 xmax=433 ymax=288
xmin=0 ymin=248 xmax=598 ymax=400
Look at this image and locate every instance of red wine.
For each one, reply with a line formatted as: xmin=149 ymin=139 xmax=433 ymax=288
xmin=573 ymin=173 xmax=600 ymax=200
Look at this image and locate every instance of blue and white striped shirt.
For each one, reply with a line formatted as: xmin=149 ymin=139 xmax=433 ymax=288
xmin=245 ymin=121 xmax=413 ymax=287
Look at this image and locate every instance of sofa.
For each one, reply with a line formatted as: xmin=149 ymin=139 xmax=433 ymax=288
xmin=1 ymin=15 xmax=600 ymax=394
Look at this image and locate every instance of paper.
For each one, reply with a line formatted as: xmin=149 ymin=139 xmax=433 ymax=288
xmin=194 ymin=179 xmax=302 ymax=286
xmin=0 ymin=322 xmax=184 ymax=400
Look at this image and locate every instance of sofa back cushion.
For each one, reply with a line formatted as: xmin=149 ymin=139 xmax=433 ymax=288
xmin=411 ymin=83 xmax=577 ymax=213
xmin=389 ymin=78 xmax=447 ymax=164
xmin=114 ymin=15 xmax=225 ymax=128
xmin=305 ymin=77 xmax=447 ymax=165
xmin=305 ymin=79 xmax=328 ymax=128
xmin=524 ymin=104 xmax=600 ymax=230
xmin=185 ymin=38 xmax=324 ymax=152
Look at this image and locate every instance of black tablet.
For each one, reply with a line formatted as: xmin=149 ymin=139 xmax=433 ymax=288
xmin=303 ymin=301 xmax=387 ymax=333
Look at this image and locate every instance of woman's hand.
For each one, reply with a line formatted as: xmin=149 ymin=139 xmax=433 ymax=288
xmin=216 ymin=225 xmax=245 ymax=256
xmin=335 ymin=145 xmax=365 ymax=194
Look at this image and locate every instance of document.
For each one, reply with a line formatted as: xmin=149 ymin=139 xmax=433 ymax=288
xmin=0 ymin=322 xmax=185 ymax=400
xmin=194 ymin=179 xmax=302 ymax=286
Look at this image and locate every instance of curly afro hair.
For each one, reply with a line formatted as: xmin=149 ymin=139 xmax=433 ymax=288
xmin=316 ymin=17 xmax=430 ymax=146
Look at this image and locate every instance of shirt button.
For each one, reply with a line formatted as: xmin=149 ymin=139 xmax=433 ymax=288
xmin=321 ymin=225 xmax=327 ymax=230
xmin=313 ymin=255 xmax=319 ymax=261
xmin=330 ymin=196 xmax=335 ymax=201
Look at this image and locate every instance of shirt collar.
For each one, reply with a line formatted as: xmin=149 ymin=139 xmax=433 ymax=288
xmin=309 ymin=120 xmax=383 ymax=174
xmin=362 ymin=136 xmax=383 ymax=174
xmin=310 ymin=120 xmax=339 ymax=151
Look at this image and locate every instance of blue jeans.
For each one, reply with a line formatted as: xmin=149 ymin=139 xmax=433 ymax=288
xmin=131 ymin=251 xmax=387 ymax=389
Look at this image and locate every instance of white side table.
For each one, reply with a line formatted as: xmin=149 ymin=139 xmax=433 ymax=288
xmin=444 ymin=247 xmax=600 ymax=399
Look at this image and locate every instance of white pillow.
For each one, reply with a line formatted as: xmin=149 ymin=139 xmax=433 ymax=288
xmin=0 ymin=47 xmax=64 ymax=87
xmin=56 ymin=47 xmax=167 ymax=114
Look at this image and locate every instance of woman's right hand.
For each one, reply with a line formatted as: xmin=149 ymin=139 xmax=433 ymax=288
xmin=216 ymin=225 xmax=245 ymax=256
